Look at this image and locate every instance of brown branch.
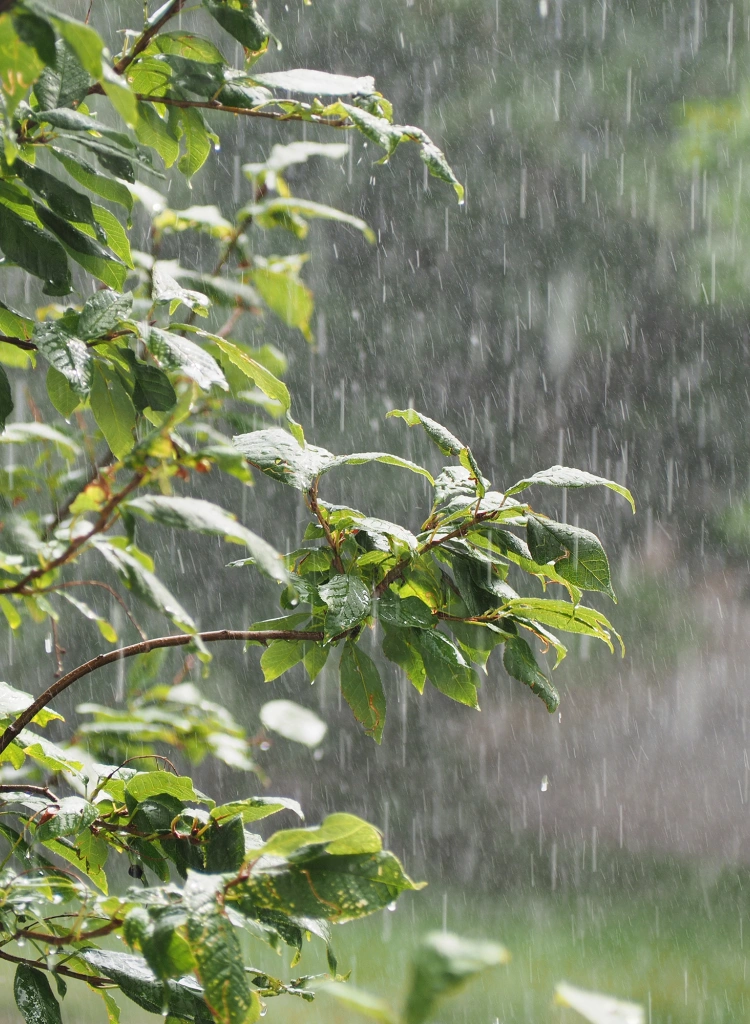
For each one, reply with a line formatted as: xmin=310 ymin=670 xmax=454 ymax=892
xmin=44 ymin=454 xmax=115 ymax=540
xmin=0 ymin=785 xmax=57 ymax=801
xmin=112 ymin=0 xmax=187 ymax=75
xmin=0 ymin=629 xmax=324 ymax=754
xmin=0 ymin=472 xmax=145 ymax=596
xmin=15 ymin=920 xmax=120 ymax=947
xmin=134 ymin=93 xmax=349 ymax=127
xmin=307 ymin=483 xmax=345 ymax=575
xmin=0 ymin=947 xmax=111 ymax=987
xmin=0 ymin=334 xmax=36 ymax=352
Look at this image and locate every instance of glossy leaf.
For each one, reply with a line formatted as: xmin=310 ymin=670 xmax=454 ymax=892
xmin=319 ymin=574 xmax=371 ymax=639
xmin=142 ymin=325 xmax=228 ymax=392
xmin=90 ymin=363 xmax=136 ymax=459
xmin=503 ymin=636 xmax=559 ymax=713
xmin=78 ymin=290 xmax=133 ymax=339
xmin=506 ymin=465 xmax=635 ymax=512
xmin=339 ymin=640 xmax=386 ymax=743
xmin=527 ymin=515 xmax=616 ymax=600
xmin=14 ymin=965 xmax=63 ymax=1024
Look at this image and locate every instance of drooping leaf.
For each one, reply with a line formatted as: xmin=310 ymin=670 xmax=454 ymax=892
xmin=339 ymin=640 xmax=386 ymax=743
xmin=403 ymin=932 xmax=509 ymax=1024
xmin=49 ymin=148 xmax=134 ymax=212
xmin=203 ymin=0 xmax=270 ymax=51
xmin=125 ymin=495 xmax=288 ymax=582
xmin=382 ymin=626 xmax=426 ymax=693
xmin=410 ymin=630 xmax=480 ymax=708
xmin=184 ymin=872 xmax=261 ymax=1024
xmin=90 ymin=363 xmax=136 ymax=459
xmin=14 ymin=964 xmax=63 ymax=1024
xmin=245 ymin=196 xmax=375 ymax=242
xmin=0 ymin=680 xmax=63 ymax=728
xmin=387 ymin=408 xmax=463 ymax=456
xmin=260 ymin=641 xmax=305 ymax=682
xmin=316 ymin=982 xmax=397 ymax=1023
xmin=152 ymin=263 xmax=210 ymax=316
xmin=502 ymin=636 xmax=559 ymax=712
xmin=45 ymin=366 xmax=79 ymax=418
xmin=15 ymin=159 xmax=97 ymax=229
xmin=0 ymin=207 xmax=71 ymax=295
xmin=0 ymin=16 xmax=44 ymax=117
xmin=33 ymin=39 xmax=89 ymax=111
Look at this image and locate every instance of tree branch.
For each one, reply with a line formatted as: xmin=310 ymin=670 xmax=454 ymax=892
xmin=112 ymin=0 xmax=187 ymax=75
xmin=0 ymin=472 xmax=145 ymax=596
xmin=0 ymin=947 xmax=112 ymax=987
xmin=134 ymin=93 xmax=349 ymax=127
xmin=0 ymin=334 xmax=36 ymax=352
xmin=0 ymin=628 xmax=324 ymax=754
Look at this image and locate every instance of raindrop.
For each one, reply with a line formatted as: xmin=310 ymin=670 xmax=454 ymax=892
xmin=44 ymin=635 xmax=52 ymax=654
xmin=540 ymin=775 xmax=549 ymax=792
xmin=387 ymin=900 xmax=397 ymax=912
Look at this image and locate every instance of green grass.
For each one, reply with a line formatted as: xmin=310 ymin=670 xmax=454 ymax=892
xmin=1 ymin=866 xmax=747 ymax=1023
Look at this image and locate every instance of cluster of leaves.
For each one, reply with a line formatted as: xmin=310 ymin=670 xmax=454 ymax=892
xmin=233 ymin=409 xmax=633 ymax=739
xmin=0 ymin=2 xmax=634 ymax=1022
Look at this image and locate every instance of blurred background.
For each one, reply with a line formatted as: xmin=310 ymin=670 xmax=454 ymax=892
xmin=2 ymin=0 xmax=750 ymax=1019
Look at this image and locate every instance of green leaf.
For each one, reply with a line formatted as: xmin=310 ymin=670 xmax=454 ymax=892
xmin=246 ymin=196 xmax=375 ymax=242
xmin=504 ymin=597 xmax=621 ymax=652
xmin=142 ymin=324 xmax=228 ymax=392
xmin=153 ymin=32 xmax=227 ymax=63
xmin=31 ymin=4 xmax=104 ymax=78
xmin=203 ymin=0 xmax=270 ymax=51
xmin=12 ymin=10 xmax=56 ymax=66
xmin=410 ymin=630 xmax=480 ymax=708
xmin=125 ymin=771 xmax=205 ymax=806
xmin=123 ymin=907 xmax=196 ymax=983
xmin=132 ymin=361 xmax=176 ymax=412
xmin=41 ymin=829 xmax=109 ymax=892
xmin=210 ymin=796 xmax=303 ymax=825
xmin=260 ymin=640 xmax=305 ymax=682
xmin=0 ymin=16 xmax=44 ymax=116
xmin=0 ymin=680 xmax=63 ymax=728
xmin=378 ymin=591 xmax=434 ymax=629
xmin=35 ymin=795 xmax=98 ymax=842
xmin=527 ymin=515 xmax=616 ymax=600
xmin=0 ymin=596 xmax=21 ymax=630
xmin=382 ymin=626 xmax=426 ymax=693
xmin=404 ymin=932 xmax=509 ymax=1024
xmin=211 ymin=335 xmax=291 ymax=413
xmin=251 ymin=265 xmax=313 ymax=340
xmin=134 ymin=101 xmax=180 ymax=167
xmin=102 ymin=64 xmax=138 ymax=128
xmin=15 ymin=159 xmax=97 ymax=228
xmin=506 ymin=465 xmax=636 ymax=513
xmin=49 ymin=148 xmax=134 ymax=212
xmin=175 ymin=106 xmax=212 ymax=179
xmin=232 ymin=427 xmax=433 ymax=490
xmin=34 ymin=39 xmax=89 ymax=110
xmin=125 ymin=495 xmax=289 ymax=582
xmin=260 ymin=699 xmax=327 ymax=747
xmin=0 ymin=421 xmax=80 ymax=456
xmin=316 ymin=982 xmax=397 ymax=1023
xmin=319 ymin=574 xmax=371 ymax=639
xmin=90 ymin=363 xmax=135 ymax=459
xmin=94 ymin=540 xmax=197 ymax=632
xmin=59 ymin=591 xmax=117 ymax=643
xmin=78 ymin=290 xmax=133 ymax=339
xmin=80 ymin=949 xmax=213 ymax=1023
xmin=233 ymin=850 xmax=424 ymax=923
xmin=184 ymin=872 xmax=261 ymax=1024
xmin=33 ymin=321 xmax=92 ymax=395
xmin=34 ymin=202 xmax=126 ymax=289
xmin=0 ymin=364 xmax=12 ymax=432
xmin=0 ymin=206 xmax=71 ymax=295
xmin=339 ymin=640 xmax=386 ymax=743
xmin=153 ymin=263 xmax=210 ymax=316
xmin=14 ymin=964 xmax=63 ymax=1024
xmin=503 ymin=636 xmax=560 ymax=712
xmin=387 ymin=408 xmax=463 ymax=456
xmin=261 ymin=812 xmax=381 ymax=858
xmin=46 ymin=365 xmax=80 ymax=418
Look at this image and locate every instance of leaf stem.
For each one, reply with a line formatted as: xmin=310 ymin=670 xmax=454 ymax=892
xmin=112 ymin=0 xmax=187 ymax=75
xmin=307 ymin=483 xmax=345 ymax=575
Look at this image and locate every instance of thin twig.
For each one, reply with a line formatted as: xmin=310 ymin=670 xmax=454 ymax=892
xmin=112 ymin=0 xmax=186 ymax=75
xmin=36 ymin=581 xmax=147 ymax=641
xmin=0 ymin=335 xmax=36 ymax=352
xmin=0 ymin=785 xmax=58 ymax=801
xmin=133 ymin=93 xmax=349 ymax=127
xmin=0 ymin=473 xmax=145 ymax=596
xmin=307 ymin=482 xmax=345 ymax=574
xmin=0 ymin=947 xmax=112 ymax=986
xmin=0 ymin=629 xmax=324 ymax=754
